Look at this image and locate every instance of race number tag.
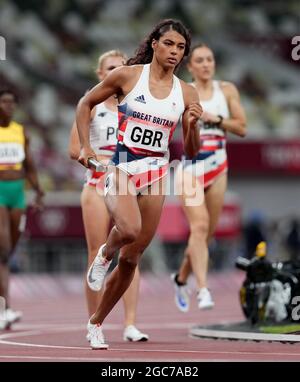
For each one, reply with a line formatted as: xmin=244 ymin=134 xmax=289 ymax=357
xmin=0 ymin=143 xmax=25 ymax=163
xmin=124 ymin=121 xmax=169 ymax=152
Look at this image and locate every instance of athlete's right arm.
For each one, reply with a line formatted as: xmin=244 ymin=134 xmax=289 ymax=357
xmin=76 ymin=66 xmax=129 ymax=167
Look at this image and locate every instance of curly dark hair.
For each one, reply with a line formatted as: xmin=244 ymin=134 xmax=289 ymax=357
xmin=127 ymin=19 xmax=191 ymax=66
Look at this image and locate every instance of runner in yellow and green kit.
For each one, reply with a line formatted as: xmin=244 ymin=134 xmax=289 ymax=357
xmin=0 ymin=89 xmax=44 ymax=329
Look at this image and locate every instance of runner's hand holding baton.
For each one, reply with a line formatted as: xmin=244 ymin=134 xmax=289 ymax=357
xmin=87 ymin=157 xmax=108 ymax=172
xmin=78 ymin=147 xmax=108 ymax=172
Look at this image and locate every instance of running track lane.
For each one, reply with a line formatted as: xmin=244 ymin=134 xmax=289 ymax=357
xmin=1 ymin=272 xmax=300 ymax=362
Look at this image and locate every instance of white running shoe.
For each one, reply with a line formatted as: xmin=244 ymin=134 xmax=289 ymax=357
xmin=0 ymin=309 xmax=22 ymax=330
xmin=197 ymin=288 xmax=215 ymax=310
xmin=5 ymin=309 xmax=23 ymax=324
xmin=87 ymin=244 xmax=112 ymax=291
xmin=171 ymin=273 xmax=190 ymax=313
xmin=123 ymin=325 xmax=149 ymax=342
xmin=87 ymin=320 xmax=109 ymax=349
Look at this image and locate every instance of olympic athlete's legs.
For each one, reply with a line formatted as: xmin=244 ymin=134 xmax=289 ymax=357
xmin=0 ymin=206 xmax=25 ymax=328
xmin=6 ymin=208 xmax=24 ymax=323
xmin=205 ymin=173 xmax=227 ymax=238
xmin=122 ymin=267 xmax=149 ymax=341
xmin=123 ymin=267 xmax=140 ymax=327
xmin=177 ymin=175 xmax=210 ymax=290
xmin=81 ymin=186 xmax=110 ymax=317
xmin=82 ymin=183 xmax=148 ymax=341
xmin=9 ymin=208 xmax=25 ymax=251
xmin=0 ymin=207 xmax=11 ymax=307
xmin=175 ymin=173 xmax=227 ymax=309
xmin=90 ymin=172 xmax=165 ymax=326
xmin=178 ymin=173 xmax=228 ymax=282
xmin=0 ymin=207 xmax=23 ymax=303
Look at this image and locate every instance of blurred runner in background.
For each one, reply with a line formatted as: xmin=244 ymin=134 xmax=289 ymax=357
xmin=172 ymin=44 xmax=246 ymax=312
xmin=0 ymin=89 xmax=44 ymax=329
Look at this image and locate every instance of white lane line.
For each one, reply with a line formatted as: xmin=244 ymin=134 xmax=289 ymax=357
xmin=0 ymin=355 xmax=108 ymax=361
xmin=110 ymin=347 xmax=300 ymax=357
xmin=0 ymin=338 xmax=90 ymax=350
xmin=1 ymin=324 xmax=300 ymax=358
xmin=0 ymin=355 xmax=233 ymax=362
xmin=2 ymin=337 xmax=300 ymax=359
xmin=2 ymin=336 xmax=300 ymax=358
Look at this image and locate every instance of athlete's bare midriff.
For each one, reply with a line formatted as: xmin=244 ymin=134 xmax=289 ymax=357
xmin=0 ymin=169 xmax=25 ymax=181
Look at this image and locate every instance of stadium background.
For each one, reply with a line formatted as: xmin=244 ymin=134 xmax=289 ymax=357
xmin=0 ymin=0 xmax=299 ymax=274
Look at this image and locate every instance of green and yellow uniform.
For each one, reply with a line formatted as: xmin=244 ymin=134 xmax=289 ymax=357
xmin=0 ymin=121 xmax=26 ymax=209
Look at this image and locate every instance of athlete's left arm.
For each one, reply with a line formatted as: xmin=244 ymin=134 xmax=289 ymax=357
xmin=221 ymin=82 xmax=247 ymax=137
xmin=23 ymin=130 xmax=45 ymax=210
xmin=181 ymin=83 xmax=202 ymax=158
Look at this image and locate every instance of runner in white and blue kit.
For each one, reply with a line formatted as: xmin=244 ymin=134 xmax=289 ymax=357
xmin=172 ymin=44 xmax=247 ymax=313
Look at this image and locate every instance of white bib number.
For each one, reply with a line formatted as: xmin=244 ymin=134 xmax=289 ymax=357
xmin=0 ymin=143 xmax=25 ymax=163
xmin=124 ymin=121 xmax=169 ymax=152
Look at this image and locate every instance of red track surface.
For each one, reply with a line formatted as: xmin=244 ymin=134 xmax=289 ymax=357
xmin=1 ymin=271 xmax=300 ymax=362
